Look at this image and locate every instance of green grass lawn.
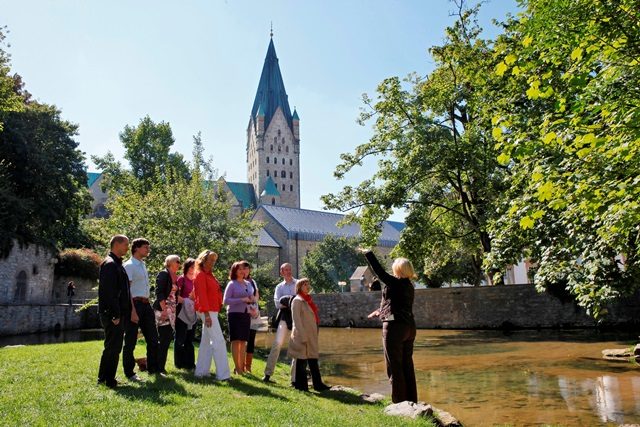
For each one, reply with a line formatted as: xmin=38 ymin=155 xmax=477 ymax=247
xmin=0 ymin=340 xmax=435 ymax=426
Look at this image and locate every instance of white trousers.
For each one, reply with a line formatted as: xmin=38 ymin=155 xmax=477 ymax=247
xmin=264 ymin=320 xmax=296 ymax=381
xmin=195 ymin=312 xmax=230 ymax=380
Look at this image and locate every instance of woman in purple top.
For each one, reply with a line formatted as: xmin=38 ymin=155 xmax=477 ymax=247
xmin=223 ymin=260 xmax=256 ymax=374
xmin=174 ymin=258 xmax=196 ymax=370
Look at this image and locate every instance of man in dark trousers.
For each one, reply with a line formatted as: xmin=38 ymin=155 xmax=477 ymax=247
xmin=97 ymin=235 xmax=131 ymax=388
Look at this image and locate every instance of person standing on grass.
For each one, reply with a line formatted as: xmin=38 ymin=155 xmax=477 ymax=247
xmin=154 ymin=254 xmax=182 ymax=375
xmin=122 ymin=238 xmax=161 ymax=381
xmin=243 ymin=261 xmax=260 ymax=373
xmin=97 ymin=235 xmax=131 ymax=388
xmin=223 ymin=261 xmax=256 ymax=375
xmin=174 ymin=258 xmax=197 ymax=370
xmin=193 ymin=250 xmax=231 ymax=380
xmin=262 ymin=263 xmax=297 ymax=383
xmin=288 ymin=278 xmax=331 ymax=392
xmin=362 ymin=249 xmax=418 ymax=403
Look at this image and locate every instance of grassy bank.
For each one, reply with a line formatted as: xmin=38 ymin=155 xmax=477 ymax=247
xmin=0 ymin=340 xmax=434 ymax=426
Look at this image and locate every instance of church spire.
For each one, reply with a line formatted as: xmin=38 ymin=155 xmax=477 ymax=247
xmin=250 ymin=37 xmax=294 ymax=132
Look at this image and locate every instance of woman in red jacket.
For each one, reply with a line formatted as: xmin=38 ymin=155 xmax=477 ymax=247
xmin=193 ymin=250 xmax=230 ymax=380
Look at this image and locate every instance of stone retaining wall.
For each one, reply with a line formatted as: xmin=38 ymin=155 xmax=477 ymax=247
xmin=314 ymin=285 xmax=640 ymax=329
xmin=0 ymin=304 xmax=100 ymax=336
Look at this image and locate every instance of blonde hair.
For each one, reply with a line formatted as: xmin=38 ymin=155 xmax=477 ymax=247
xmin=164 ymin=254 xmax=181 ymax=268
xmin=195 ymin=250 xmax=218 ymax=272
xmin=392 ymin=258 xmax=417 ymax=280
xmin=295 ymin=278 xmax=310 ymax=294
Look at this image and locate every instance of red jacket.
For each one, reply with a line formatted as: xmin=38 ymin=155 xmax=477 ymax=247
xmin=194 ymin=270 xmax=222 ymax=313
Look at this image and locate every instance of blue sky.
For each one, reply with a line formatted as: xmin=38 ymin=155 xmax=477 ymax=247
xmin=1 ymin=0 xmax=519 ymax=220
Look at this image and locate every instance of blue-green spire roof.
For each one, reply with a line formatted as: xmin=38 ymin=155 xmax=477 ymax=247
xmin=257 ymin=103 xmax=265 ymax=117
xmin=251 ymin=39 xmax=293 ymax=132
xmin=292 ymin=109 xmax=299 ymax=120
xmin=261 ymin=176 xmax=280 ymax=197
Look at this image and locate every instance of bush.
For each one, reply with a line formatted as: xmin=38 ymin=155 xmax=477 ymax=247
xmin=55 ymin=248 xmax=102 ymax=280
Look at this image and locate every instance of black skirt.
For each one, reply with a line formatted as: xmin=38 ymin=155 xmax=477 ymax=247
xmin=228 ymin=312 xmax=250 ymax=341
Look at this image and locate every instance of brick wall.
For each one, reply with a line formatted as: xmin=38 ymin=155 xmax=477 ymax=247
xmin=313 ymin=285 xmax=640 ymax=329
xmin=0 ymin=304 xmax=100 ymax=336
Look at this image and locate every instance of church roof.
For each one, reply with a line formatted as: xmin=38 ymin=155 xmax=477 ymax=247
xmin=226 ymin=181 xmax=257 ymax=210
xmin=87 ymin=172 xmax=101 ymax=187
xmin=256 ymin=228 xmax=280 ymax=248
xmin=261 ymin=176 xmax=280 ymax=197
xmin=251 ymin=38 xmax=294 ymax=132
xmin=255 ymin=204 xmax=402 ymax=248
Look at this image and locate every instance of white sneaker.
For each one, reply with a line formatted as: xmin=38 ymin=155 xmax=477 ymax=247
xmin=128 ymin=373 xmax=145 ymax=382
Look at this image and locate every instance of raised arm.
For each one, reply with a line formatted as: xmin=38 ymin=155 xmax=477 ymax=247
xmin=363 ymin=250 xmax=396 ymax=286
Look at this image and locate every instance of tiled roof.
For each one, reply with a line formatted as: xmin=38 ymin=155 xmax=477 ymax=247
xmin=255 ymin=204 xmax=402 ymax=248
xmin=87 ymin=172 xmax=101 ymax=187
xmin=387 ymin=221 xmax=406 ymax=232
xmin=226 ymin=181 xmax=257 ymax=210
xmin=250 ymin=38 xmax=294 ymax=132
xmin=261 ymin=176 xmax=280 ymax=196
xmin=257 ymin=228 xmax=280 ymax=248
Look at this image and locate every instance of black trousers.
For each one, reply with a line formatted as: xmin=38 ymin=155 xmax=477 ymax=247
xmin=174 ymin=317 xmax=195 ymax=369
xmin=382 ymin=321 xmax=417 ymax=403
xmin=123 ymin=301 xmax=159 ymax=377
xmin=247 ymin=328 xmax=257 ymax=354
xmin=294 ymin=358 xmax=325 ymax=391
xmin=98 ymin=314 xmax=125 ymax=384
xmin=157 ymin=324 xmax=174 ymax=373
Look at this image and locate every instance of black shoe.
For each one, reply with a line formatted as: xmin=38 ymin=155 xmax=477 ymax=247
xmin=98 ymin=379 xmax=120 ymax=388
xmin=262 ymin=375 xmax=272 ymax=383
xmin=314 ymin=384 xmax=331 ymax=391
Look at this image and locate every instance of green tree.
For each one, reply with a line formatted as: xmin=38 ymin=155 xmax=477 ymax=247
xmin=0 ymin=49 xmax=91 ymax=255
xmin=486 ymin=0 xmax=640 ymax=317
xmin=92 ymin=115 xmax=190 ymax=194
xmin=301 ymin=235 xmax=366 ymax=293
xmin=322 ymin=2 xmax=506 ymax=285
xmin=83 ymin=152 xmax=260 ymax=277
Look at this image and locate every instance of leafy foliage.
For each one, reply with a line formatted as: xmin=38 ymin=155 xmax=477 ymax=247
xmin=486 ymin=0 xmax=640 ymax=317
xmin=301 ymin=235 xmax=366 ymax=293
xmin=55 ymin=248 xmax=102 ymax=280
xmin=322 ymin=2 xmax=506 ymax=285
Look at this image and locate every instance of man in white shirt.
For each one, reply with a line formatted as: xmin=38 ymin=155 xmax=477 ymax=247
xmin=263 ymin=263 xmax=297 ymax=383
xmin=122 ymin=238 xmax=160 ymax=380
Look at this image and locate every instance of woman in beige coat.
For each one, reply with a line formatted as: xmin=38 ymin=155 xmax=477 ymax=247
xmin=287 ymin=278 xmax=330 ymax=392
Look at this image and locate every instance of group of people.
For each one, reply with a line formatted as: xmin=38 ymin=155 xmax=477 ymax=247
xmin=97 ymin=234 xmax=418 ymax=404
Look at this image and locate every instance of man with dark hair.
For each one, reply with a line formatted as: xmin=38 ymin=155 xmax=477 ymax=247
xmin=97 ymin=235 xmax=131 ymax=388
xmin=122 ymin=238 xmax=160 ymax=381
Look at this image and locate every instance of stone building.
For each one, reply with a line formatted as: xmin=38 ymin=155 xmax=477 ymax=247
xmin=0 ymin=241 xmax=56 ymax=304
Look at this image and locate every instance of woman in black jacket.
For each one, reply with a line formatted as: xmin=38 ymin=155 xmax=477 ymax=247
xmin=155 ymin=254 xmax=182 ymax=374
xmin=362 ymin=249 xmax=418 ymax=403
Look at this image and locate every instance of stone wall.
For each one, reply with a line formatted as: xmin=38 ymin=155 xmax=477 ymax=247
xmin=0 ymin=242 xmax=56 ymax=304
xmin=314 ymin=285 xmax=640 ymax=329
xmin=52 ymin=276 xmax=98 ymax=303
xmin=0 ymin=304 xmax=100 ymax=336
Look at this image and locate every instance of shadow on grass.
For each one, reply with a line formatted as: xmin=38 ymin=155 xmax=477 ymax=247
xmin=171 ymin=371 xmax=291 ymax=401
xmin=309 ymin=388 xmax=380 ymax=406
xmin=113 ymin=376 xmax=197 ymax=404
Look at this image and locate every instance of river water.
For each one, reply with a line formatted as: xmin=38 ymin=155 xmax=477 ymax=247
xmin=4 ymin=327 xmax=639 ymax=425
xmin=257 ymin=328 xmax=640 ymax=426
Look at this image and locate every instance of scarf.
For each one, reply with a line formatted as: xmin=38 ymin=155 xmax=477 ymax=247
xmin=299 ymin=291 xmax=319 ymax=325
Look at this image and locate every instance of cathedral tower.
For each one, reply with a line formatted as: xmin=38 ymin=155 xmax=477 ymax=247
xmin=247 ymin=36 xmax=300 ymax=208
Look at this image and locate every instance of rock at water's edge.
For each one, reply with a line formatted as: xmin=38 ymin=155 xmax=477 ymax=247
xmin=384 ymin=401 xmax=433 ymax=420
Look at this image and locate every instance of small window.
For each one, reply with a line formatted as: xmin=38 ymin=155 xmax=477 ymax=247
xmin=274 ymin=170 xmax=277 ymax=177
xmin=274 ymin=136 xmax=277 ymax=144
xmin=270 ymin=144 xmax=273 ymax=151
xmin=278 ymin=145 xmax=281 ymax=152
xmin=267 ymin=170 xmax=270 ymax=177
xmin=281 ymin=171 xmax=285 ymax=178
xmin=286 ymin=146 xmax=289 ymax=153
xmin=271 ymin=198 xmax=275 ymax=205
xmin=266 ymin=157 xmax=269 ymax=163
xmin=282 ymin=158 xmax=285 ymax=165
xmin=282 ymin=184 xmax=285 ymax=191
xmin=14 ymin=270 xmax=27 ymax=303
xmin=32 ymin=264 xmax=39 ymax=275
xmin=290 ymin=172 xmax=293 ymax=179
xmin=278 ymin=129 xmax=281 ymax=136
xmin=282 ymin=137 xmax=285 ymax=144
xmin=274 ymin=157 xmax=277 ymax=164
xmin=289 ymin=159 xmax=293 ymax=166
xmin=290 ymin=185 xmax=293 ymax=191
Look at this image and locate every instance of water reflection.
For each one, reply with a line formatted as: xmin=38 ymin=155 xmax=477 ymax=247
xmin=258 ymin=328 xmax=640 ymax=426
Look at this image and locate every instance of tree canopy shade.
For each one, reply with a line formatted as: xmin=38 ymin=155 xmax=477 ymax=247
xmin=486 ymin=0 xmax=640 ymax=317
xmin=322 ymin=3 xmax=506 ymax=286
xmin=0 ymin=28 xmax=91 ymax=255
xmin=300 ymin=235 xmax=366 ymax=293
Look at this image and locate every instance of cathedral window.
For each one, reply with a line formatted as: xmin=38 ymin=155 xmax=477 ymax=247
xmin=282 ymin=137 xmax=285 ymax=144
xmin=281 ymin=158 xmax=285 ymax=165
xmin=278 ymin=129 xmax=281 ymax=136
xmin=270 ymin=144 xmax=273 ymax=151
xmin=271 ymin=198 xmax=275 ymax=205
xmin=274 ymin=170 xmax=277 ymax=176
xmin=290 ymin=185 xmax=293 ymax=191
xmin=267 ymin=170 xmax=270 ymax=177
xmin=281 ymin=170 xmax=285 ymax=178
xmin=286 ymin=146 xmax=289 ymax=153
xmin=282 ymin=184 xmax=285 ymax=191
xmin=290 ymin=171 xmax=293 ymax=179
xmin=289 ymin=159 xmax=293 ymax=166
xmin=274 ymin=157 xmax=277 ymax=164
xmin=278 ymin=145 xmax=281 ymax=152
xmin=267 ymin=157 xmax=269 ymax=163
xmin=274 ymin=136 xmax=277 ymax=144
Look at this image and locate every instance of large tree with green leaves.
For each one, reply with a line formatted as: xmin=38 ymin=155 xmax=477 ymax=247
xmin=322 ymin=2 xmax=506 ymax=285
xmin=486 ymin=0 xmax=640 ymax=317
xmin=300 ymin=235 xmax=366 ymax=293
xmin=0 ymin=32 xmax=91 ymax=255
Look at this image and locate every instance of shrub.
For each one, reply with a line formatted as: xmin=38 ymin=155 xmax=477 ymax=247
xmin=55 ymin=248 xmax=102 ymax=280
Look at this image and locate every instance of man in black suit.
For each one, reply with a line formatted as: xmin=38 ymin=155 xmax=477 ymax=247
xmin=97 ymin=235 xmax=131 ymax=388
